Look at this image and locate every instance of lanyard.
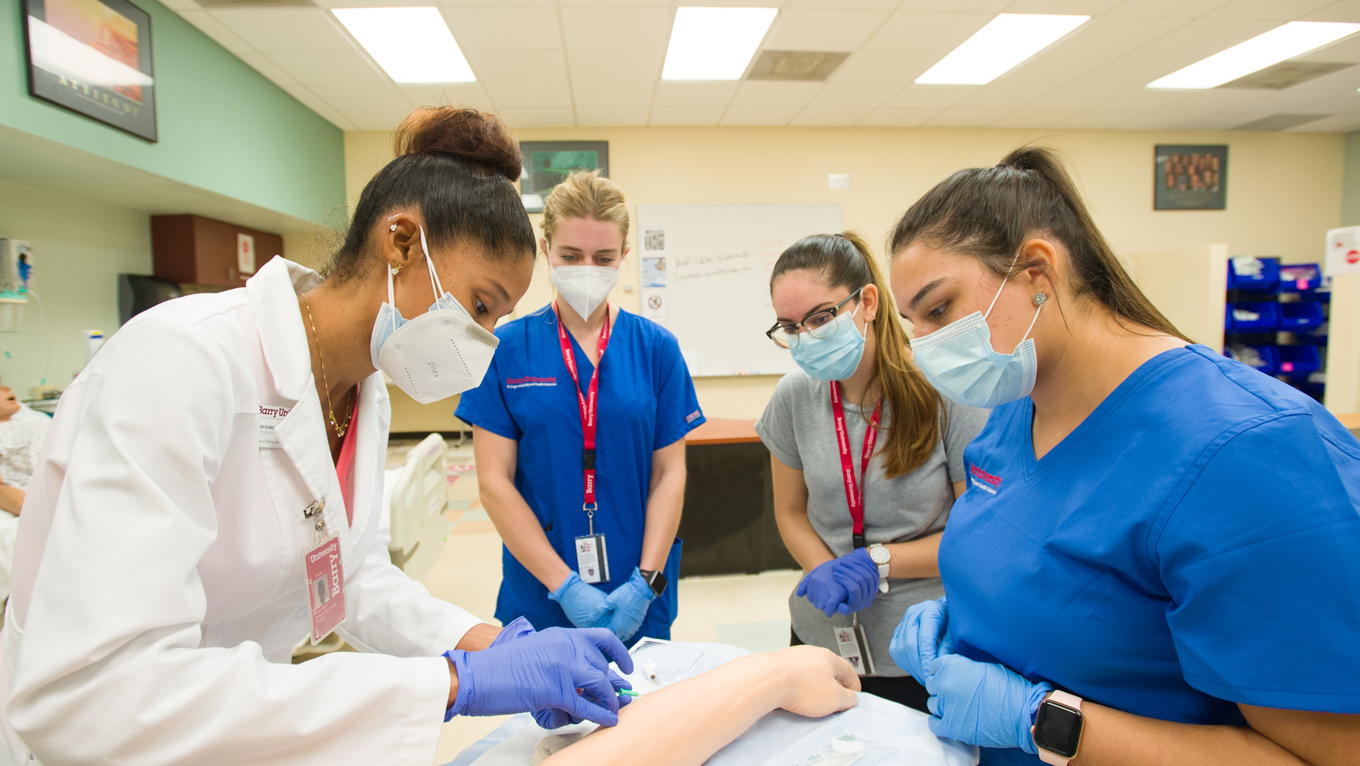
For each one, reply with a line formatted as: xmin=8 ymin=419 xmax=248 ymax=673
xmin=829 ymin=381 xmax=881 ymax=550
xmin=556 ymin=303 xmax=612 ymax=534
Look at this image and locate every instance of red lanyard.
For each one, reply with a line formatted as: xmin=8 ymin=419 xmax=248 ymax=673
xmin=829 ymin=381 xmax=881 ymax=550
xmin=556 ymin=304 xmax=612 ymax=527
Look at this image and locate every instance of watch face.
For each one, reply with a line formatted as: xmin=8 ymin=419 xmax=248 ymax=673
xmin=869 ymin=546 xmax=890 ymax=564
xmin=1034 ymin=702 xmax=1082 ymax=759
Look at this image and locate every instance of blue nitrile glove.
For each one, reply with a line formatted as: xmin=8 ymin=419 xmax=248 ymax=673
xmin=549 ymin=572 xmax=615 ymax=629
xmin=830 ymin=548 xmax=881 ymax=614
xmin=489 ymin=616 xmax=535 ymax=647
xmin=601 ymin=568 xmax=656 ymax=642
xmin=484 ymin=616 xmax=621 ymax=729
xmin=796 ymin=558 xmax=850 ymax=617
xmin=445 ymin=627 xmax=635 ymax=726
xmin=924 ymin=654 xmax=1053 ymax=754
xmin=890 ymin=597 xmax=952 ymax=684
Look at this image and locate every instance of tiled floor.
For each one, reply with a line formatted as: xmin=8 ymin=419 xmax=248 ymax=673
xmin=384 ymin=440 xmax=803 ymax=765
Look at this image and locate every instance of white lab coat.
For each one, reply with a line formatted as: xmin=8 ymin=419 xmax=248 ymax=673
xmin=0 ymin=257 xmax=481 ymax=765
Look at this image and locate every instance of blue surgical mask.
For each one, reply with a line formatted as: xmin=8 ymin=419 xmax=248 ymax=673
xmin=790 ymin=304 xmax=866 ymax=382
xmin=910 ymin=252 xmax=1043 ymax=409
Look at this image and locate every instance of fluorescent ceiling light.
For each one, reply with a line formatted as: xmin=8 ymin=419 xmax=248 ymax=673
xmin=915 ymin=14 xmax=1089 ymax=86
xmin=333 ymin=7 xmax=474 ymax=84
xmin=1148 ymin=21 xmax=1360 ymax=89
xmin=662 ymin=7 xmax=778 ymax=81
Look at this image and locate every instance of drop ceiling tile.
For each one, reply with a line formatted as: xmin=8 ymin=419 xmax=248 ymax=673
xmin=730 ymin=81 xmax=823 ymax=107
xmin=567 ymin=49 xmax=665 ymax=81
xmin=575 ymin=107 xmax=651 ymax=126
xmin=953 ymin=82 xmax=1055 ymax=110
xmin=438 ymin=0 xmax=554 ymax=6
xmin=310 ymin=83 xmax=412 ymax=113
xmin=987 ymin=108 xmax=1081 ymax=128
xmin=235 ymin=52 xmax=301 ymax=90
xmin=766 ymin=10 xmax=892 ymax=51
xmin=560 ymin=0 xmax=668 ymax=5
xmin=898 ymin=0 xmax=1008 ymax=10
xmin=987 ymin=52 xmax=1106 ymax=93
xmin=1296 ymin=35 xmax=1360 ymax=63
xmin=441 ymin=7 xmax=563 ymax=50
xmin=1005 ymin=0 xmax=1123 ymax=12
xmin=209 ymin=8 xmax=355 ymax=54
xmin=1132 ymin=18 xmax=1277 ymax=61
xmin=1106 ymin=0 xmax=1234 ymax=17
xmin=1101 ymin=87 xmax=1196 ymax=111
xmin=806 ymin=82 xmax=900 ymax=108
xmin=1052 ymin=16 xmax=1188 ymax=59
xmin=465 ymin=49 xmax=569 ymax=82
xmin=571 ymin=81 xmax=657 ymax=107
xmin=789 ymin=106 xmax=873 ymax=126
xmin=314 ymin=109 xmax=358 ymax=132
xmin=482 ymin=81 xmax=573 ymax=108
xmin=1204 ymin=0 xmax=1334 ymax=20
xmin=497 ymin=107 xmax=577 ymax=127
xmin=829 ymin=51 xmax=939 ymax=83
xmin=1146 ymin=111 xmax=1262 ymax=129
xmin=346 ymin=108 xmax=418 ymax=131
xmin=278 ymin=84 xmax=334 ymax=115
xmin=653 ymin=82 xmax=741 ymax=107
xmin=1027 ymin=85 xmax=1120 ymax=110
xmin=881 ymin=84 xmax=973 ymax=108
xmin=1051 ymin=109 xmax=1147 ymax=129
xmin=1285 ymin=113 xmax=1360 ymax=130
xmin=788 ymin=0 xmax=902 ymax=8
xmin=266 ymin=52 xmax=388 ymax=87
xmin=1174 ymin=87 xmax=1270 ymax=111
xmin=862 ymin=11 xmax=995 ymax=53
xmin=177 ymin=9 xmax=251 ymax=55
xmin=649 ymin=106 xmax=726 ymax=125
xmin=856 ymin=107 xmax=941 ymax=126
xmin=399 ymin=84 xmax=495 ymax=111
xmin=1305 ymin=0 xmax=1360 ymax=22
xmin=720 ymin=105 xmax=803 ymax=125
xmin=561 ymin=7 xmax=674 ymax=50
xmin=159 ymin=0 xmax=199 ymax=11
xmin=924 ymin=107 xmax=1013 ymax=126
xmin=1070 ymin=57 xmax=1197 ymax=90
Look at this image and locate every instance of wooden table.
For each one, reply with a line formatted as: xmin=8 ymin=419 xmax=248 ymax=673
xmin=679 ymin=418 xmax=797 ymax=577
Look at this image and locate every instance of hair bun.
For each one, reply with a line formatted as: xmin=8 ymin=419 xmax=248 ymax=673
xmin=394 ymin=106 xmax=523 ymax=182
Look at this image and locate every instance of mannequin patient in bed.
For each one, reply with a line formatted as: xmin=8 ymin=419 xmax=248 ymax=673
xmin=544 ymin=645 xmax=860 ymax=766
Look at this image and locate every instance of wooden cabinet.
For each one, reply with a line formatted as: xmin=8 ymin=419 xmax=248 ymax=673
xmin=151 ymin=214 xmax=284 ymax=288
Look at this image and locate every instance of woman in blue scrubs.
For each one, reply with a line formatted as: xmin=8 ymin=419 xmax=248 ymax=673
xmin=457 ymin=171 xmax=703 ymax=647
xmin=886 ymin=147 xmax=1360 ymax=765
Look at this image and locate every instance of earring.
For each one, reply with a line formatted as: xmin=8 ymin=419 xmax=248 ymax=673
xmin=389 ymin=224 xmax=398 ymax=231
xmin=390 ymin=264 xmax=402 ymax=275
xmin=1033 ymin=292 xmax=1048 ymax=306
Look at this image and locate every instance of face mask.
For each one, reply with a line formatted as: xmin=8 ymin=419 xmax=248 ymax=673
xmin=550 ymin=264 xmax=618 ymax=319
xmin=790 ymin=304 xmax=866 ymax=382
xmin=909 ymin=252 xmax=1043 ymax=409
xmin=369 ymin=227 xmax=499 ymax=404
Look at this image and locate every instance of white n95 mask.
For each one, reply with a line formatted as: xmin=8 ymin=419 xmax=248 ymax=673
xmin=910 ymin=252 xmax=1043 ymax=409
xmin=370 ymin=227 xmax=499 ymax=404
xmin=550 ymin=265 xmax=618 ymax=319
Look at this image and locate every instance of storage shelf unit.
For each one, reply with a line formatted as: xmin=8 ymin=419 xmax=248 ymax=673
xmin=1223 ymin=257 xmax=1330 ymax=402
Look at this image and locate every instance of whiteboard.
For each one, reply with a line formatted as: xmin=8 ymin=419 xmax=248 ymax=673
xmin=635 ymin=204 xmax=843 ymax=377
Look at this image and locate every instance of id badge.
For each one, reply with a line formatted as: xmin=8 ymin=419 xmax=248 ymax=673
xmin=833 ymin=624 xmax=875 ymax=676
xmin=303 ymin=534 xmax=346 ymax=644
xmin=574 ymin=534 xmax=610 ymax=585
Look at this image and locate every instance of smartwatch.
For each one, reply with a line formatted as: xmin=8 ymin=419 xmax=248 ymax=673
xmin=866 ymin=544 xmax=891 ymax=593
xmin=1033 ymin=690 xmax=1084 ymax=765
xmin=639 ymin=569 xmax=667 ymax=597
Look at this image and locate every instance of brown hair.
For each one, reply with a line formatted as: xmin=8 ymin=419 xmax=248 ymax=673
xmin=541 ymin=170 xmax=630 ymax=248
xmin=327 ymin=106 xmax=535 ymax=281
xmin=888 ymin=146 xmax=1186 ymax=340
xmin=771 ymin=232 xmax=944 ymax=478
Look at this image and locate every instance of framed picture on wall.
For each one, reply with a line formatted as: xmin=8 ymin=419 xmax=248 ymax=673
xmin=21 ymin=0 xmax=158 ymax=142
xmin=1154 ymin=144 xmax=1226 ymax=210
xmin=519 ymin=141 xmax=609 ymax=213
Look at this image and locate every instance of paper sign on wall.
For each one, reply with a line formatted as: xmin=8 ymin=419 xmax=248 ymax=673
xmin=641 ymin=288 xmax=667 ymax=322
xmin=1325 ymin=226 xmax=1360 ymax=277
xmin=237 ymin=233 xmax=256 ymax=275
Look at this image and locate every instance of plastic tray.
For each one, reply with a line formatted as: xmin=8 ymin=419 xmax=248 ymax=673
xmin=1226 ymin=301 xmax=1280 ymax=332
xmin=1277 ymin=345 xmax=1321 ymax=377
xmin=1278 ymin=263 xmax=1323 ymax=293
xmin=1225 ymin=345 xmax=1280 ymax=376
xmin=1227 ymin=256 xmax=1280 ymax=291
xmin=1278 ymin=301 xmax=1325 ymax=330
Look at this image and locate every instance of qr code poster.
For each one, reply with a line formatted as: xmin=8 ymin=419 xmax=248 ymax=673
xmin=643 ymin=225 xmax=666 ymax=254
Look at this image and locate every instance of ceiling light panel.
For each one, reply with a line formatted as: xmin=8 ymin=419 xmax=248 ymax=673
xmin=662 ymin=7 xmax=778 ymax=81
xmin=915 ymin=14 xmax=1089 ymax=86
xmin=1147 ymin=21 xmax=1360 ymax=90
xmin=332 ymin=7 xmax=475 ymax=84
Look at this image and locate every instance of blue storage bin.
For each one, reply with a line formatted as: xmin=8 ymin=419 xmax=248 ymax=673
xmin=1277 ymin=346 xmax=1321 ymax=377
xmin=1224 ymin=345 xmax=1279 ymax=375
xmin=1278 ymin=263 xmax=1323 ymax=293
xmin=1226 ymin=302 xmax=1280 ymax=332
xmin=1279 ymin=302 xmax=1325 ymax=330
xmin=1227 ymin=256 xmax=1280 ymax=291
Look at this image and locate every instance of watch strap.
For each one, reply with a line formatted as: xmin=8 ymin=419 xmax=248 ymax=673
xmin=1036 ymin=690 xmax=1083 ymax=766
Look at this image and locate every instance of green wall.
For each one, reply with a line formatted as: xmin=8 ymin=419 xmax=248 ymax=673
xmin=1345 ymin=130 xmax=1360 ymax=226
xmin=0 ymin=0 xmax=344 ymax=225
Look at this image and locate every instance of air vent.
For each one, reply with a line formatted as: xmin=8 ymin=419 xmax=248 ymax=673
xmin=1218 ymin=61 xmax=1351 ymax=90
xmin=746 ymin=50 xmax=850 ymax=82
xmin=1231 ymin=113 xmax=1331 ymax=131
xmin=196 ymin=0 xmax=313 ymax=7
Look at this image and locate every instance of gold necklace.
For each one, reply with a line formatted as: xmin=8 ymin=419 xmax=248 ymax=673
xmin=300 ymin=293 xmax=354 ymax=438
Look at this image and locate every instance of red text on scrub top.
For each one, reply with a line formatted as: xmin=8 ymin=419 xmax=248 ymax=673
xmin=969 ymin=463 xmax=1003 ymax=494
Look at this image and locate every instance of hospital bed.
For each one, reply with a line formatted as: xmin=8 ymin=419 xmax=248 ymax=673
xmin=382 ymin=432 xmax=449 ymax=583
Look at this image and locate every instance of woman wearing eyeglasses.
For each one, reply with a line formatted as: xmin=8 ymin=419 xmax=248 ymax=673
xmin=755 ymin=232 xmax=987 ymax=712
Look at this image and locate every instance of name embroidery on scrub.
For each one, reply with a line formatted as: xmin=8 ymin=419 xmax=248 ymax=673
xmin=506 ymin=376 xmax=557 ymax=389
xmin=969 ymin=462 xmax=1003 ymax=495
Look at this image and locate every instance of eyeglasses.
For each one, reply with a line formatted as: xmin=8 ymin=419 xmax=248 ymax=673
xmin=766 ymin=288 xmax=863 ymax=350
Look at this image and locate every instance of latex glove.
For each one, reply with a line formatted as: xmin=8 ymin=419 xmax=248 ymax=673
xmin=549 ymin=572 xmax=615 ymax=629
xmin=924 ymin=654 xmax=1052 ymax=754
xmin=601 ymin=568 xmax=657 ymax=642
xmin=889 ymin=598 xmax=953 ymax=685
xmin=446 ymin=627 xmax=635 ymax=726
xmin=796 ymin=549 xmax=880 ymax=617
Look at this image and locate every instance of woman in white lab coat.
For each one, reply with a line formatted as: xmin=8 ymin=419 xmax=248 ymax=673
xmin=0 ymin=107 xmax=635 ymax=764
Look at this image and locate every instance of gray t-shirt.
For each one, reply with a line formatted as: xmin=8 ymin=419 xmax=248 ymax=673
xmin=755 ymin=368 xmax=988 ymax=676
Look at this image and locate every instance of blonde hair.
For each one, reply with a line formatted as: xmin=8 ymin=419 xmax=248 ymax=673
xmin=541 ymin=170 xmax=630 ymax=248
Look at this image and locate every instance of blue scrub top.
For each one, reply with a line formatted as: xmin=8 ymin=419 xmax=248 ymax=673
xmin=940 ymin=345 xmax=1360 ymax=766
xmin=456 ymin=305 xmax=705 ymax=639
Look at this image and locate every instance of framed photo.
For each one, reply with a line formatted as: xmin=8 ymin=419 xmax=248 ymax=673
xmin=518 ymin=141 xmax=609 ymax=213
xmin=22 ymin=0 xmax=157 ymax=142
xmin=1154 ymin=145 xmax=1226 ymax=210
